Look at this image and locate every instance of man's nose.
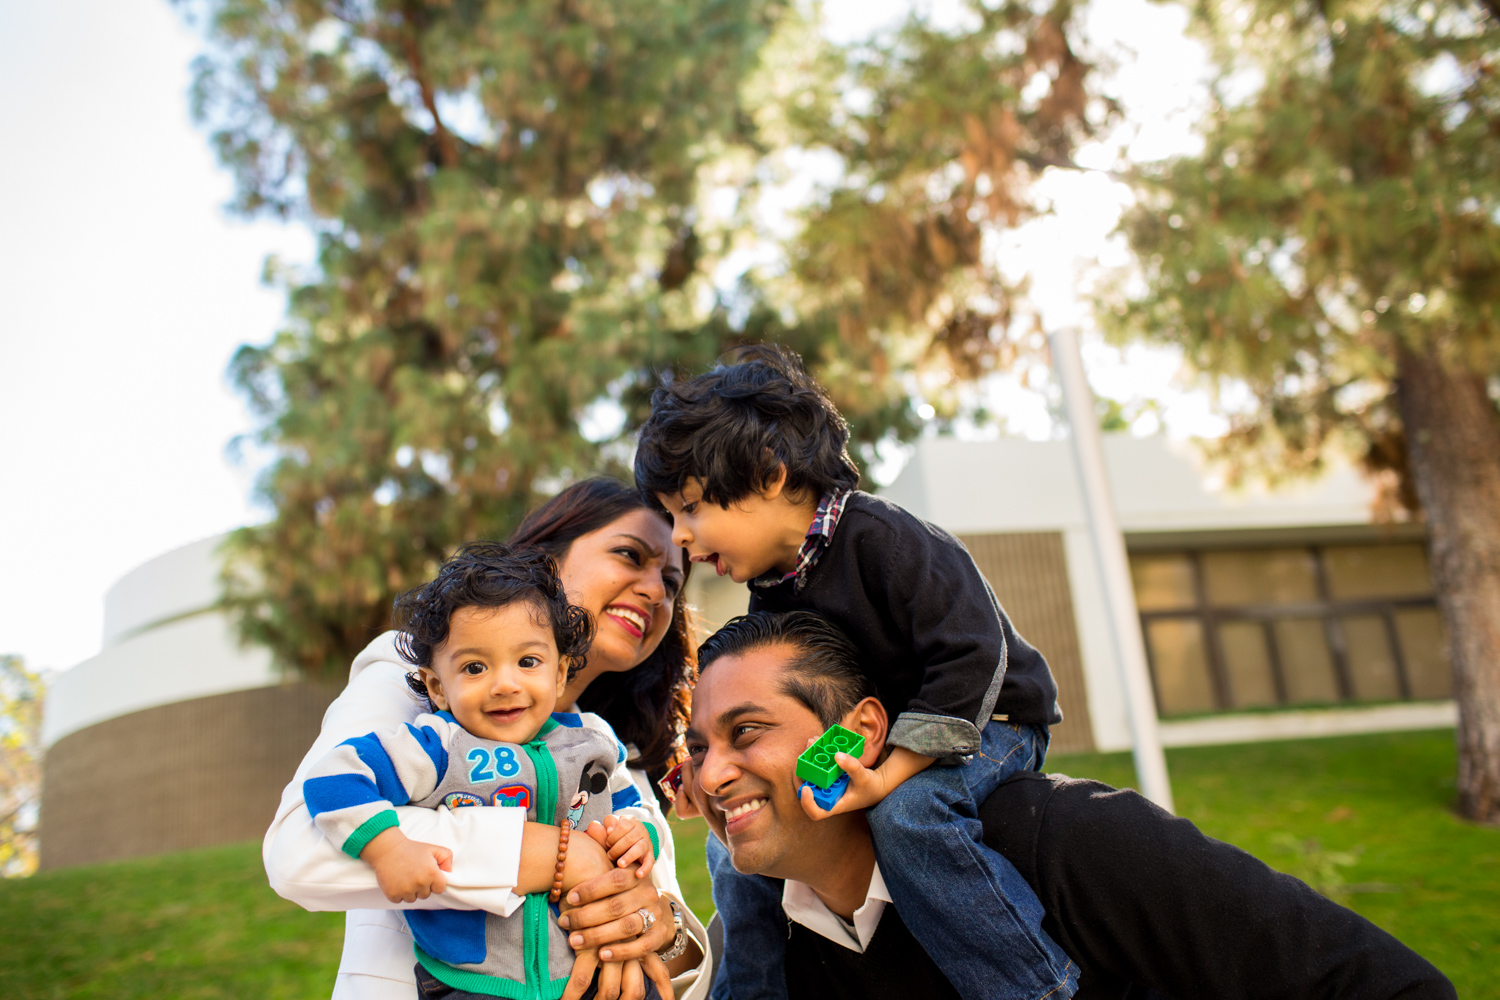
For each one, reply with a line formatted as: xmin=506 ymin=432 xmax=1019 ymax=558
xmin=697 ymin=742 xmax=739 ymax=795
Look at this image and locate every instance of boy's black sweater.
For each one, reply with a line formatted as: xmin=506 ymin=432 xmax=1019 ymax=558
xmin=784 ymin=773 xmax=1455 ymax=1000
xmin=750 ymin=491 xmax=1061 ymax=762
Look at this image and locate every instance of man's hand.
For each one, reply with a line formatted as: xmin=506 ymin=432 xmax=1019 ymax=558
xmin=595 ymin=816 xmax=656 ymax=878
xmin=797 ymin=746 xmax=934 ymax=820
xmin=360 ymin=828 xmax=452 ymax=903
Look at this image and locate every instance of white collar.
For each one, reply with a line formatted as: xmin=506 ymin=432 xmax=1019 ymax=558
xmin=780 ymin=860 xmax=892 ymax=953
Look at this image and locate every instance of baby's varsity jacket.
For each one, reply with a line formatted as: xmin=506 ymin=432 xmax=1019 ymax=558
xmin=304 ymin=710 xmax=658 ymax=1000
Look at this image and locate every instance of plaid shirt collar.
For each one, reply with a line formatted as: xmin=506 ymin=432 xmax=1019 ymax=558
xmin=752 ymin=489 xmax=853 ymax=592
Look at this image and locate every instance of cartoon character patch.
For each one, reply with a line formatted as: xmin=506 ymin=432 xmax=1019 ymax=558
xmin=443 ymin=791 xmax=485 ymax=809
xmin=567 ymin=762 xmax=611 ymax=829
xmin=492 ymin=784 xmax=532 ymax=810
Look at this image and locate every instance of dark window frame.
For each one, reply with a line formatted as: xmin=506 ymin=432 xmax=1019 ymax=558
xmin=1136 ymin=544 xmax=1438 ymax=715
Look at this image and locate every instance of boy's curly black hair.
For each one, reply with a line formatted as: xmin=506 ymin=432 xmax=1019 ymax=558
xmin=633 ymin=344 xmax=861 ymax=510
xmin=391 ymin=543 xmax=594 ymax=701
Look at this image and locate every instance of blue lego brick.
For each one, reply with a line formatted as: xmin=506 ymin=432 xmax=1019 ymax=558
xmin=800 ymin=774 xmax=850 ymax=811
xmin=795 ymin=724 xmax=866 ymax=789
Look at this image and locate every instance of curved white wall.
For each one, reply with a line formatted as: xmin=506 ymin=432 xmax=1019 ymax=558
xmin=42 ymin=535 xmax=279 ymax=748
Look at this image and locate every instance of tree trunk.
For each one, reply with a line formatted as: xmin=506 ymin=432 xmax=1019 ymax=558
xmin=1395 ymin=345 xmax=1500 ymax=823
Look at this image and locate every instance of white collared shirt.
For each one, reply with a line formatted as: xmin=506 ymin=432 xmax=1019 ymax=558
xmin=780 ymin=861 xmax=893 ymax=953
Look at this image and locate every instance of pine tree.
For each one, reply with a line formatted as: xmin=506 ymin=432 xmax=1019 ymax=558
xmin=1108 ymin=0 xmax=1500 ymax=820
xmin=179 ymin=0 xmax=1106 ymax=681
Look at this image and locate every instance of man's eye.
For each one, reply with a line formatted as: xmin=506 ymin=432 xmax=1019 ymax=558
xmin=686 ymin=744 xmax=707 ymax=760
xmin=732 ymin=724 xmax=759 ymax=742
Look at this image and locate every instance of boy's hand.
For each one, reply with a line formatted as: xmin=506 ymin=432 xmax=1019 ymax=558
xmin=360 ymin=828 xmax=452 ymax=903
xmin=597 ymin=816 xmax=656 ymax=878
xmin=797 ymin=746 xmax=934 ymax=820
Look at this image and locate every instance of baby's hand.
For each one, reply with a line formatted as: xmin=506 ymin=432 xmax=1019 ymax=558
xmin=361 ymin=828 xmax=453 ymax=903
xmin=597 ymin=816 xmax=656 ymax=878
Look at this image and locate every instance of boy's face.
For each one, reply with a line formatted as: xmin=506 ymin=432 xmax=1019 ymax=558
xmin=657 ymin=476 xmax=804 ymax=584
xmin=421 ymin=602 xmax=567 ymax=744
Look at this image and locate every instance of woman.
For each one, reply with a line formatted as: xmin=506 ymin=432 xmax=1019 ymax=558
xmin=264 ymin=479 xmax=709 ymax=1000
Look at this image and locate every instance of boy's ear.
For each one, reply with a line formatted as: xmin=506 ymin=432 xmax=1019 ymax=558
xmin=841 ymin=696 xmax=889 ymax=769
xmin=420 ymin=668 xmax=448 ymax=711
xmin=555 ymin=658 xmax=571 ymax=699
xmin=758 ymin=457 xmax=788 ymax=501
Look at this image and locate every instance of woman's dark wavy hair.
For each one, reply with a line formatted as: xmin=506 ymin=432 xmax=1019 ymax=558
xmin=393 ymin=543 xmax=594 ymax=704
xmin=509 ymin=478 xmax=696 ymax=778
xmin=634 ymin=344 xmax=861 ymax=510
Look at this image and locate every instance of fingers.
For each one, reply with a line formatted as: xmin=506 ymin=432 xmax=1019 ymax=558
xmin=434 ymin=845 xmax=454 ymax=871
xmin=565 ymin=865 xmax=640 ymax=907
xmin=585 ymin=820 xmax=610 ymax=848
xmin=622 ymin=958 xmax=645 ymax=1000
xmin=606 ymin=828 xmax=641 ymax=858
xmin=563 ymin=880 xmax=660 ymax=935
xmin=642 ymin=953 xmax=675 ymax=999
xmin=430 ymin=870 xmax=448 ymax=894
xmin=576 ymin=900 xmax=671 ymax=957
xmin=560 ymin=948 xmax=598 ymax=1000
xmin=633 ymin=846 xmax=655 ymax=878
xmin=672 ymin=759 xmax=702 ymax=820
xmin=798 ymin=784 xmax=833 ymax=821
xmin=597 ymin=959 xmax=623 ymax=1000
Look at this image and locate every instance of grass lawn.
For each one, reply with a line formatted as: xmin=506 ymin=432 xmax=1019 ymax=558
xmin=2 ymin=729 xmax=1493 ymax=997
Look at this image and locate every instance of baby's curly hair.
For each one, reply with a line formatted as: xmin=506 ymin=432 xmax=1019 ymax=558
xmin=392 ymin=543 xmax=594 ymax=701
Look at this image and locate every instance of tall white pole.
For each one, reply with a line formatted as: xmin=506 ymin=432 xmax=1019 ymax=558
xmin=1049 ymin=326 xmax=1175 ymax=812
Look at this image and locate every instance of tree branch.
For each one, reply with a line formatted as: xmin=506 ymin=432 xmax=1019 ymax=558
xmin=399 ymin=4 xmax=459 ymax=169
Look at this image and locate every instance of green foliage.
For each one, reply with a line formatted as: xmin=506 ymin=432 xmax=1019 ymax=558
xmin=1106 ymin=0 xmax=1500 ymax=497
xmin=0 ymin=655 xmax=42 ymax=879
xmin=1052 ymin=729 xmax=1499 ymax=995
xmin=178 ymin=0 xmax=1112 ymax=679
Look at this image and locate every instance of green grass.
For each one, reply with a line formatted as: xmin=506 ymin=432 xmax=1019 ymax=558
xmin=2 ymin=730 xmax=1492 ymax=998
xmin=1047 ymin=729 xmax=1498 ymax=997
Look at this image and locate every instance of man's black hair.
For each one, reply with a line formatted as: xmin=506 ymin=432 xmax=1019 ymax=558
xmin=698 ymin=610 xmax=876 ymax=728
xmin=634 ymin=344 xmax=861 ymax=510
xmin=392 ymin=542 xmax=594 ymax=702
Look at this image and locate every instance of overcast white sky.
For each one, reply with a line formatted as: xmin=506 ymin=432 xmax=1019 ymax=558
xmin=0 ymin=0 xmax=1211 ymax=676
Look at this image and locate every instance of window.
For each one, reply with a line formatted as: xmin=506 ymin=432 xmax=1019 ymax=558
xmin=1130 ymin=543 xmax=1451 ymax=716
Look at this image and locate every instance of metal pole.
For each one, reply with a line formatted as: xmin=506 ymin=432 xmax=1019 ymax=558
xmin=1048 ymin=326 xmax=1175 ymax=812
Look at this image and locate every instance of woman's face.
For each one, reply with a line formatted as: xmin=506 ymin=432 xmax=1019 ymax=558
xmin=557 ymin=508 xmax=685 ymax=679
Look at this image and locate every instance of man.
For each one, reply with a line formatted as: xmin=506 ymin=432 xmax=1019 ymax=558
xmin=676 ymin=610 xmax=1454 ymax=1000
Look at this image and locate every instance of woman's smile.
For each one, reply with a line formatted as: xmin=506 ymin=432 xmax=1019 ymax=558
xmin=603 ymin=602 xmax=652 ymax=639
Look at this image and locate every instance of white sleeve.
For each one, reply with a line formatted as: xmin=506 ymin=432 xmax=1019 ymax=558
xmin=263 ymin=631 xmax=526 ymax=918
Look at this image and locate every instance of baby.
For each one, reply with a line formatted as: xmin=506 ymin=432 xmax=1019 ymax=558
xmin=303 ymin=543 xmax=661 ymax=999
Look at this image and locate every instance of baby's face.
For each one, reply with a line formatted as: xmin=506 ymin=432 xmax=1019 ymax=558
xmin=422 ymin=602 xmax=567 ymax=744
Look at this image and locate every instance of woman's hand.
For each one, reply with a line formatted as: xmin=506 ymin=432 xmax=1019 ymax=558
xmin=558 ymin=867 xmax=675 ymax=959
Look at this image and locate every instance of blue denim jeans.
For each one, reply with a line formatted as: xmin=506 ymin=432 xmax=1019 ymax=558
xmin=867 ymin=721 xmax=1078 ymax=1000
xmin=707 ymin=832 xmax=789 ymax=1000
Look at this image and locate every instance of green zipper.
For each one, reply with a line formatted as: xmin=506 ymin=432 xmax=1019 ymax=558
xmin=521 ymin=721 xmax=562 ymax=1000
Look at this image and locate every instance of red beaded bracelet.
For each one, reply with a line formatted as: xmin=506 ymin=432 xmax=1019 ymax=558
xmin=549 ymin=820 xmax=572 ymax=903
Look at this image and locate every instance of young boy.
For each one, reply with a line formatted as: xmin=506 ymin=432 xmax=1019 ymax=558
xmin=303 ymin=543 xmax=663 ymax=1000
xmin=635 ymin=347 xmax=1078 ymax=1000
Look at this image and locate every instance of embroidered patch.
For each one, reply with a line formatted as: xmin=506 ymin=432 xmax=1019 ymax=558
xmin=491 ymin=784 xmax=532 ymax=810
xmin=443 ymin=791 xmax=485 ymax=809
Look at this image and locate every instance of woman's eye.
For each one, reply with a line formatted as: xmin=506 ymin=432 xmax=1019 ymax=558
xmin=663 ymin=575 xmax=683 ymax=599
xmin=613 ymin=546 xmax=643 ymax=565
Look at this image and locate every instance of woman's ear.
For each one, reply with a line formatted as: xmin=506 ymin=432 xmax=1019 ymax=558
xmin=421 ymin=668 xmax=449 ymax=711
xmin=842 ymin=696 xmax=889 ymax=769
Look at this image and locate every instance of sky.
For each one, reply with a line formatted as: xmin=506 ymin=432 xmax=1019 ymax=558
xmin=0 ymin=0 xmax=1211 ymax=677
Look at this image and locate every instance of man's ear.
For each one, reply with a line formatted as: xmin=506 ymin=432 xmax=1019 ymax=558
xmin=840 ymin=696 xmax=889 ymax=769
xmin=420 ymin=668 xmax=449 ymax=711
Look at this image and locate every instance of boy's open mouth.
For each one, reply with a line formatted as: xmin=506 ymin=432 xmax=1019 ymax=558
xmin=692 ymin=552 xmax=728 ymax=577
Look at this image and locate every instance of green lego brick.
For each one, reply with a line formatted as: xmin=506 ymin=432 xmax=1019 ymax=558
xmin=795 ymin=724 xmax=866 ymax=789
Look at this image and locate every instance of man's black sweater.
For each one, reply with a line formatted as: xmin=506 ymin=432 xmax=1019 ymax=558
xmin=784 ymin=773 xmax=1454 ymax=1000
xmin=750 ymin=492 xmax=1062 ymax=761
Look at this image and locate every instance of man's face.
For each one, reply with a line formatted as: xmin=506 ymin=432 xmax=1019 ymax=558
xmin=656 ymin=477 xmax=798 ymax=584
xmin=683 ymin=644 xmax=834 ymax=877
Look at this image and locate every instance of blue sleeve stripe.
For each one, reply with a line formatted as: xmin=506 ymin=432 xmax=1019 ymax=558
xmin=611 ymin=784 xmax=642 ymax=810
xmin=340 ymin=734 xmax=411 ymax=806
xmin=305 ymin=773 xmax=381 ymax=819
xmin=405 ymin=722 xmax=449 ymax=781
xmin=616 ymin=740 xmax=627 ymax=764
